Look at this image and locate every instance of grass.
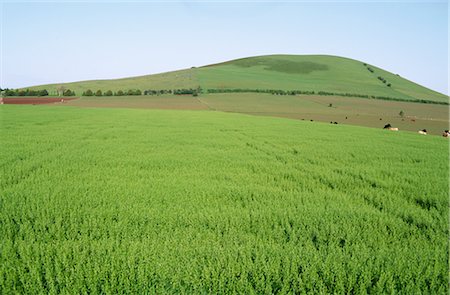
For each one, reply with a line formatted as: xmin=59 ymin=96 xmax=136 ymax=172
xmin=1 ymin=105 xmax=448 ymax=293
xmin=23 ymin=55 xmax=448 ymax=103
xmin=63 ymin=95 xmax=208 ymax=110
xmin=199 ymin=55 xmax=448 ymax=102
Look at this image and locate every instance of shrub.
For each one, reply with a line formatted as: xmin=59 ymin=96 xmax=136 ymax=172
xmin=63 ymin=89 xmax=75 ymax=96
xmin=83 ymin=89 xmax=93 ymax=96
xmin=39 ymin=89 xmax=49 ymax=96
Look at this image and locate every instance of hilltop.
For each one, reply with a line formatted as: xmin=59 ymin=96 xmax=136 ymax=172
xmin=22 ymin=55 xmax=448 ymax=104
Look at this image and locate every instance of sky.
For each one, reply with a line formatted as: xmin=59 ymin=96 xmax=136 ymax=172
xmin=1 ymin=0 xmax=448 ymax=95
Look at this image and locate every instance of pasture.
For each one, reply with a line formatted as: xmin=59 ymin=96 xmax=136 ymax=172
xmin=0 ymin=105 xmax=448 ymax=293
xmin=59 ymin=93 xmax=449 ymax=135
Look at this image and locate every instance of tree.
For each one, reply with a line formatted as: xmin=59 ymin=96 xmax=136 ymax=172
xmin=116 ymin=90 xmax=124 ymax=96
xmin=95 ymin=90 xmax=103 ymax=96
xmin=63 ymin=89 xmax=74 ymax=96
xmin=4 ymin=89 xmax=17 ymax=96
xmin=328 ymin=103 xmax=333 ymax=107
xmin=56 ymin=85 xmax=66 ymax=96
xmin=39 ymin=89 xmax=49 ymax=96
xmin=83 ymin=89 xmax=93 ymax=96
xmin=105 ymin=90 xmax=113 ymax=96
xmin=399 ymin=110 xmax=405 ymax=118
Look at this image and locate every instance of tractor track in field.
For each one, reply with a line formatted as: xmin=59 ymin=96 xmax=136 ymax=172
xmin=194 ymin=97 xmax=216 ymax=111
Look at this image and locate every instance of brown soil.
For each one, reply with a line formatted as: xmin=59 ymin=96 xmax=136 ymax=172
xmin=1 ymin=97 xmax=78 ymax=105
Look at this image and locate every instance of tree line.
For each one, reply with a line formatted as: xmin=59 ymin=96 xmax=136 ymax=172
xmin=363 ymin=63 xmax=392 ymax=87
xmin=80 ymin=87 xmax=447 ymax=105
xmin=82 ymin=89 xmax=142 ymax=96
xmin=83 ymin=88 xmax=202 ymax=97
xmin=2 ymin=88 xmax=76 ymax=97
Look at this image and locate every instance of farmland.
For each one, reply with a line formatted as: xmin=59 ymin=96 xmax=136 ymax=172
xmin=1 ymin=105 xmax=448 ymax=293
xmin=56 ymin=93 xmax=449 ymax=135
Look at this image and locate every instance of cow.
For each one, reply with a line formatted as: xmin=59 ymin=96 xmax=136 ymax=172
xmin=443 ymin=130 xmax=450 ymax=138
xmin=383 ymin=124 xmax=398 ymax=131
xmin=418 ymin=129 xmax=427 ymax=135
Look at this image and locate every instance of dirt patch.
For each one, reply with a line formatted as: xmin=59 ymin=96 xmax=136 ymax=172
xmin=1 ymin=97 xmax=78 ymax=105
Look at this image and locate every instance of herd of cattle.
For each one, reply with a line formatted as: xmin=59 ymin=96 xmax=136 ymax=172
xmin=383 ymin=123 xmax=450 ymax=137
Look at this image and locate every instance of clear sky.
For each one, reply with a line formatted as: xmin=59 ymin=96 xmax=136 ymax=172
xmin=1 ymin=0 xmax=448 ymax=95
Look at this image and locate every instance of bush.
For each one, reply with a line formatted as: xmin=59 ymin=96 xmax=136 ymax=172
xmin=105 ymin=90 xmax=113 ymax=96
xmin=4 ymin=89 xmax=18 ymax=96
xmin=95 ymin=90 xmax=103 ymax=96
xmin=83 ymin=89 xmax=93 ymax=96
xmin=63 ymin=89 xmax=75 ymax=96
xmin=39 ymin=89 xmax=49 ymax=96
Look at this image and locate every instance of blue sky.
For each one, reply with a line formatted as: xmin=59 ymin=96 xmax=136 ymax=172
xmin=1 ymin=1 xmax=448 ymax=94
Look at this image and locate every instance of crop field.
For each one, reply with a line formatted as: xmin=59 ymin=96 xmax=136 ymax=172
xmin=0 ymin=105 xmax=448 ymax=293
xmin=1 ymin=97 xmax=79 ymax=105
xmin=59 ymin=93 xmax=449 ymax=135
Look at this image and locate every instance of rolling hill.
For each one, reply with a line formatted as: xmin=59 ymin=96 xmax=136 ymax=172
xmin=23 ymin=55 xmax=448 ymax=103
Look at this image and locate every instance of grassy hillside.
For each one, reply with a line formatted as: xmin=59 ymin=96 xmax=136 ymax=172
xmin=23 ymin=55 xmax=448 ymax=103
xmin=25 ymin=68 xmax=198 ymax=95
xmin=1 ymin=105 xmax=448 ymax=293
xmin=199 ymin=55 xmax=448 ymax=102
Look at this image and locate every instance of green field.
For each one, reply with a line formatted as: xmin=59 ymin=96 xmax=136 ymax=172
xmin=1 ymin=105 xmax=448 ymax=293
xmin=24 ymin=55 xmax=448 ymax=103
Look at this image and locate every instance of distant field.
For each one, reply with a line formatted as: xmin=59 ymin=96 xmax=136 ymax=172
xmin=63 ymin=95 xmax=208 ymax=110
xmin=1 ymin=97 xmax=78 ymax=105
xmin=1 ymin=105 xmax=448 ymax=293
xmin=22 ymin=55 xmax=449 ymax=103
xmin=58 ymin=93 xmax=449 ymax=135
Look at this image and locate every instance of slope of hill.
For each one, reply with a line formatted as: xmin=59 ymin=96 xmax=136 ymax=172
xmin=22 ymin=55 xmax=448 ymax=103
xmin=199 ymin=55 xmax=448 ymax=103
